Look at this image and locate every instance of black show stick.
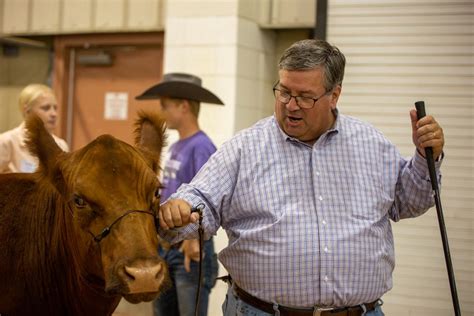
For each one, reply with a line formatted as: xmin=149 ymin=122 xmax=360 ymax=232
xmin=415 ymin=101 xmax=461 ymax=316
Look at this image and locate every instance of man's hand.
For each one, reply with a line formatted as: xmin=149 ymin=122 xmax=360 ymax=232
xmin=179 ymin=239 xmax=201 ymax=272
xmin=410 ymin=109 xmax=444 ymax=160
xmin=159 ymin=199 xmax=200 ymax=230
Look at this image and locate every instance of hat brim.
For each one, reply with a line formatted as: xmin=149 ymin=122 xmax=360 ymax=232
xmin=136 ymin=81 xmax=224 ymax=105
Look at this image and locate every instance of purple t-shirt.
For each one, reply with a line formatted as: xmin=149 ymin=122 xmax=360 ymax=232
xmin=161 ymin=131 xmax=216 ymax=201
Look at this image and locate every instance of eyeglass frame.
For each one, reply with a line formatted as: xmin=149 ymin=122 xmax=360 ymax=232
xmin=272 ymin=82 xmax=332 ymax=109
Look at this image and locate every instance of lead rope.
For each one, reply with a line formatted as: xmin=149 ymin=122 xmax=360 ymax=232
xmin=191 ymin=203 xmax=205 ymax=316
xmin=89 ymin=209 xmax=156 ymax=243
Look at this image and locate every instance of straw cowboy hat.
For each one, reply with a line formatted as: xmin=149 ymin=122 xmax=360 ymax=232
xmin=136 ymin=72 xmax=224 ymax=105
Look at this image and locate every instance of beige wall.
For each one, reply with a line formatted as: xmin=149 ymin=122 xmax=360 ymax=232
xmin=0 ymin=0 xmax=164 ymax=35
xmin=0 ymin=46 xmax=50 ymax=133
xmin=0 ymin=86 xmax=23 ymax=132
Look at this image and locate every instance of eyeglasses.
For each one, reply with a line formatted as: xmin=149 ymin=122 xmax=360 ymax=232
xmin=273 ymin=85 xmax=330 ymax=109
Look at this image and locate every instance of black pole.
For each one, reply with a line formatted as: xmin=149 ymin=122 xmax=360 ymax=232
xmin=314 ymin=0 xmax=327 ymax=40
xmin=415 ymin=101 xmax=461 ymax=316
xmin=191 ymin=203 xmax=205 ymax=316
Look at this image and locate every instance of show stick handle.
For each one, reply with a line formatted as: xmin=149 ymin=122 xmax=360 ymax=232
xmin=415 ymin=101 xmax=438 ymax=191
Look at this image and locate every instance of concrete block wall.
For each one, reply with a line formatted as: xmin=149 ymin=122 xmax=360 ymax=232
xmin=234 ymin=18 xmax=276 ymax=132
xmin=163 ymin=0 xmax=278 ymax=146
xmin=163 ymin=15 xmax=238 ymax=146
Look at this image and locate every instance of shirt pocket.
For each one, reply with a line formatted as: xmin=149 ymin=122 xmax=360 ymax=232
xmin=337 ymin=163 xmax=388 ymax=220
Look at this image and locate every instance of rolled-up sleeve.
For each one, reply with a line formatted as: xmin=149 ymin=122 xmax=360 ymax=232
xmin=390 ymin=149 xmax=443 ymax=221
xmin=158 ymin=137 xmax=241 ymax=243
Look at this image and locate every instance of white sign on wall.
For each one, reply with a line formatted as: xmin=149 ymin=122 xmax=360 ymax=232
xmin=104 ymin=92 xmax=128 ymax=120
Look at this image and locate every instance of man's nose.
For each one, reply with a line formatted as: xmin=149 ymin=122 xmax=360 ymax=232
xmin=285 ymin=96 xmax=300 ymax=111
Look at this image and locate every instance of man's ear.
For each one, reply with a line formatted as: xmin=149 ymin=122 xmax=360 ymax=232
xmin=330 ymin=85 xmax=342 ymax=110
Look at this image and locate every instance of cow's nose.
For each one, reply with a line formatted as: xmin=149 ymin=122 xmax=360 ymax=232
xmin=123 ymin=262 xmax=166 ymax=293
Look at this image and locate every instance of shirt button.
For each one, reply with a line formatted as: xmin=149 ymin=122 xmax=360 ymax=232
xmin=322 ymin=220 xmax=327 ymax=225
xmin=319 ymin=196 xmax=323 ymax=201
xmin=324 ymin=276 xmax=328 ymax=282
xmin=324 ymin=246 xmax=329 ymax=253
xmin=316 ymin=171 xmax=320 ymax=176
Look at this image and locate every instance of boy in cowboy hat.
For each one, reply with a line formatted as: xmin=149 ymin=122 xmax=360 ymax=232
xmin=137 ymin=73 xmax=223 ymax=316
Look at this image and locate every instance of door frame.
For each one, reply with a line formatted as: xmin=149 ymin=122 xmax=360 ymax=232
xmin=53 ymin=32 xmax=164 ymax=142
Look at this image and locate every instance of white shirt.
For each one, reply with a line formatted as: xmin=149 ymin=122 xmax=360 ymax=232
xmin=0 ymin=122 xmax=69 ymax=173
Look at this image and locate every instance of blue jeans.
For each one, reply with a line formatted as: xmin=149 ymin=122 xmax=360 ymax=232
xmin=222 ymin=285 xmax=385 ymax=316
xmin=153 ymin=238 xmax=218 ymax=316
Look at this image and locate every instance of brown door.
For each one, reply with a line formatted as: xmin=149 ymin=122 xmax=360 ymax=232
xmin=54 ymin=33 xmax=163 ymax=150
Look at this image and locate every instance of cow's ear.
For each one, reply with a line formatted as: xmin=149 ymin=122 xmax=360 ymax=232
xmin=25 ymin=114 xmax=65 ymax=177
xmin=134 ymin=110 xmax=167 ymax=171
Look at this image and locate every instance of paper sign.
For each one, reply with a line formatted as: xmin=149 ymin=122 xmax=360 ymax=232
xmin=104 ymin=92 xmax=128 ymax=120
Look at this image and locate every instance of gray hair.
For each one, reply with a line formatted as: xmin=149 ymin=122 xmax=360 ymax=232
xmin=278 ymin=39 xmax=346 ymax=91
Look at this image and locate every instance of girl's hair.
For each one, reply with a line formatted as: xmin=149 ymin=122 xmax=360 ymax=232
xmin=18 ymin=84 xmax=55 ymax=115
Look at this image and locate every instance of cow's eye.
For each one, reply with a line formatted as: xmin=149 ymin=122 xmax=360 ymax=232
xmin=73 ymin=195 xmax=87 ymax=208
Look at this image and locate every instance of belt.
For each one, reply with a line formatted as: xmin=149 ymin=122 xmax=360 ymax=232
xmin=233 ymin=284 xmax=378 ymax=316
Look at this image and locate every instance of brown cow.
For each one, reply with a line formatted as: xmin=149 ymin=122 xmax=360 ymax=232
xmin=0 ymin=111 xmax=170 ymax=316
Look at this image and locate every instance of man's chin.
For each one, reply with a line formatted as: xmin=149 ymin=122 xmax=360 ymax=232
xmin=283 ymin=125 xmax=302 ymax=139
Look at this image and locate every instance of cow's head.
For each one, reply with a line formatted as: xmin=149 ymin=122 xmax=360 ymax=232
xmin=25 ymin=111 xmax=169 ymax=303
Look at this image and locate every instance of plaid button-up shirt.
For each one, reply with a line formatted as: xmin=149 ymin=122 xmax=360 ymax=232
xmin=162 ymin=113 xmax=441 ymax=307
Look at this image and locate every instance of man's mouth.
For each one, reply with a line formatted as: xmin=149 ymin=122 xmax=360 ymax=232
xmin=288 ymin=116 xmax=302 ymax=123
